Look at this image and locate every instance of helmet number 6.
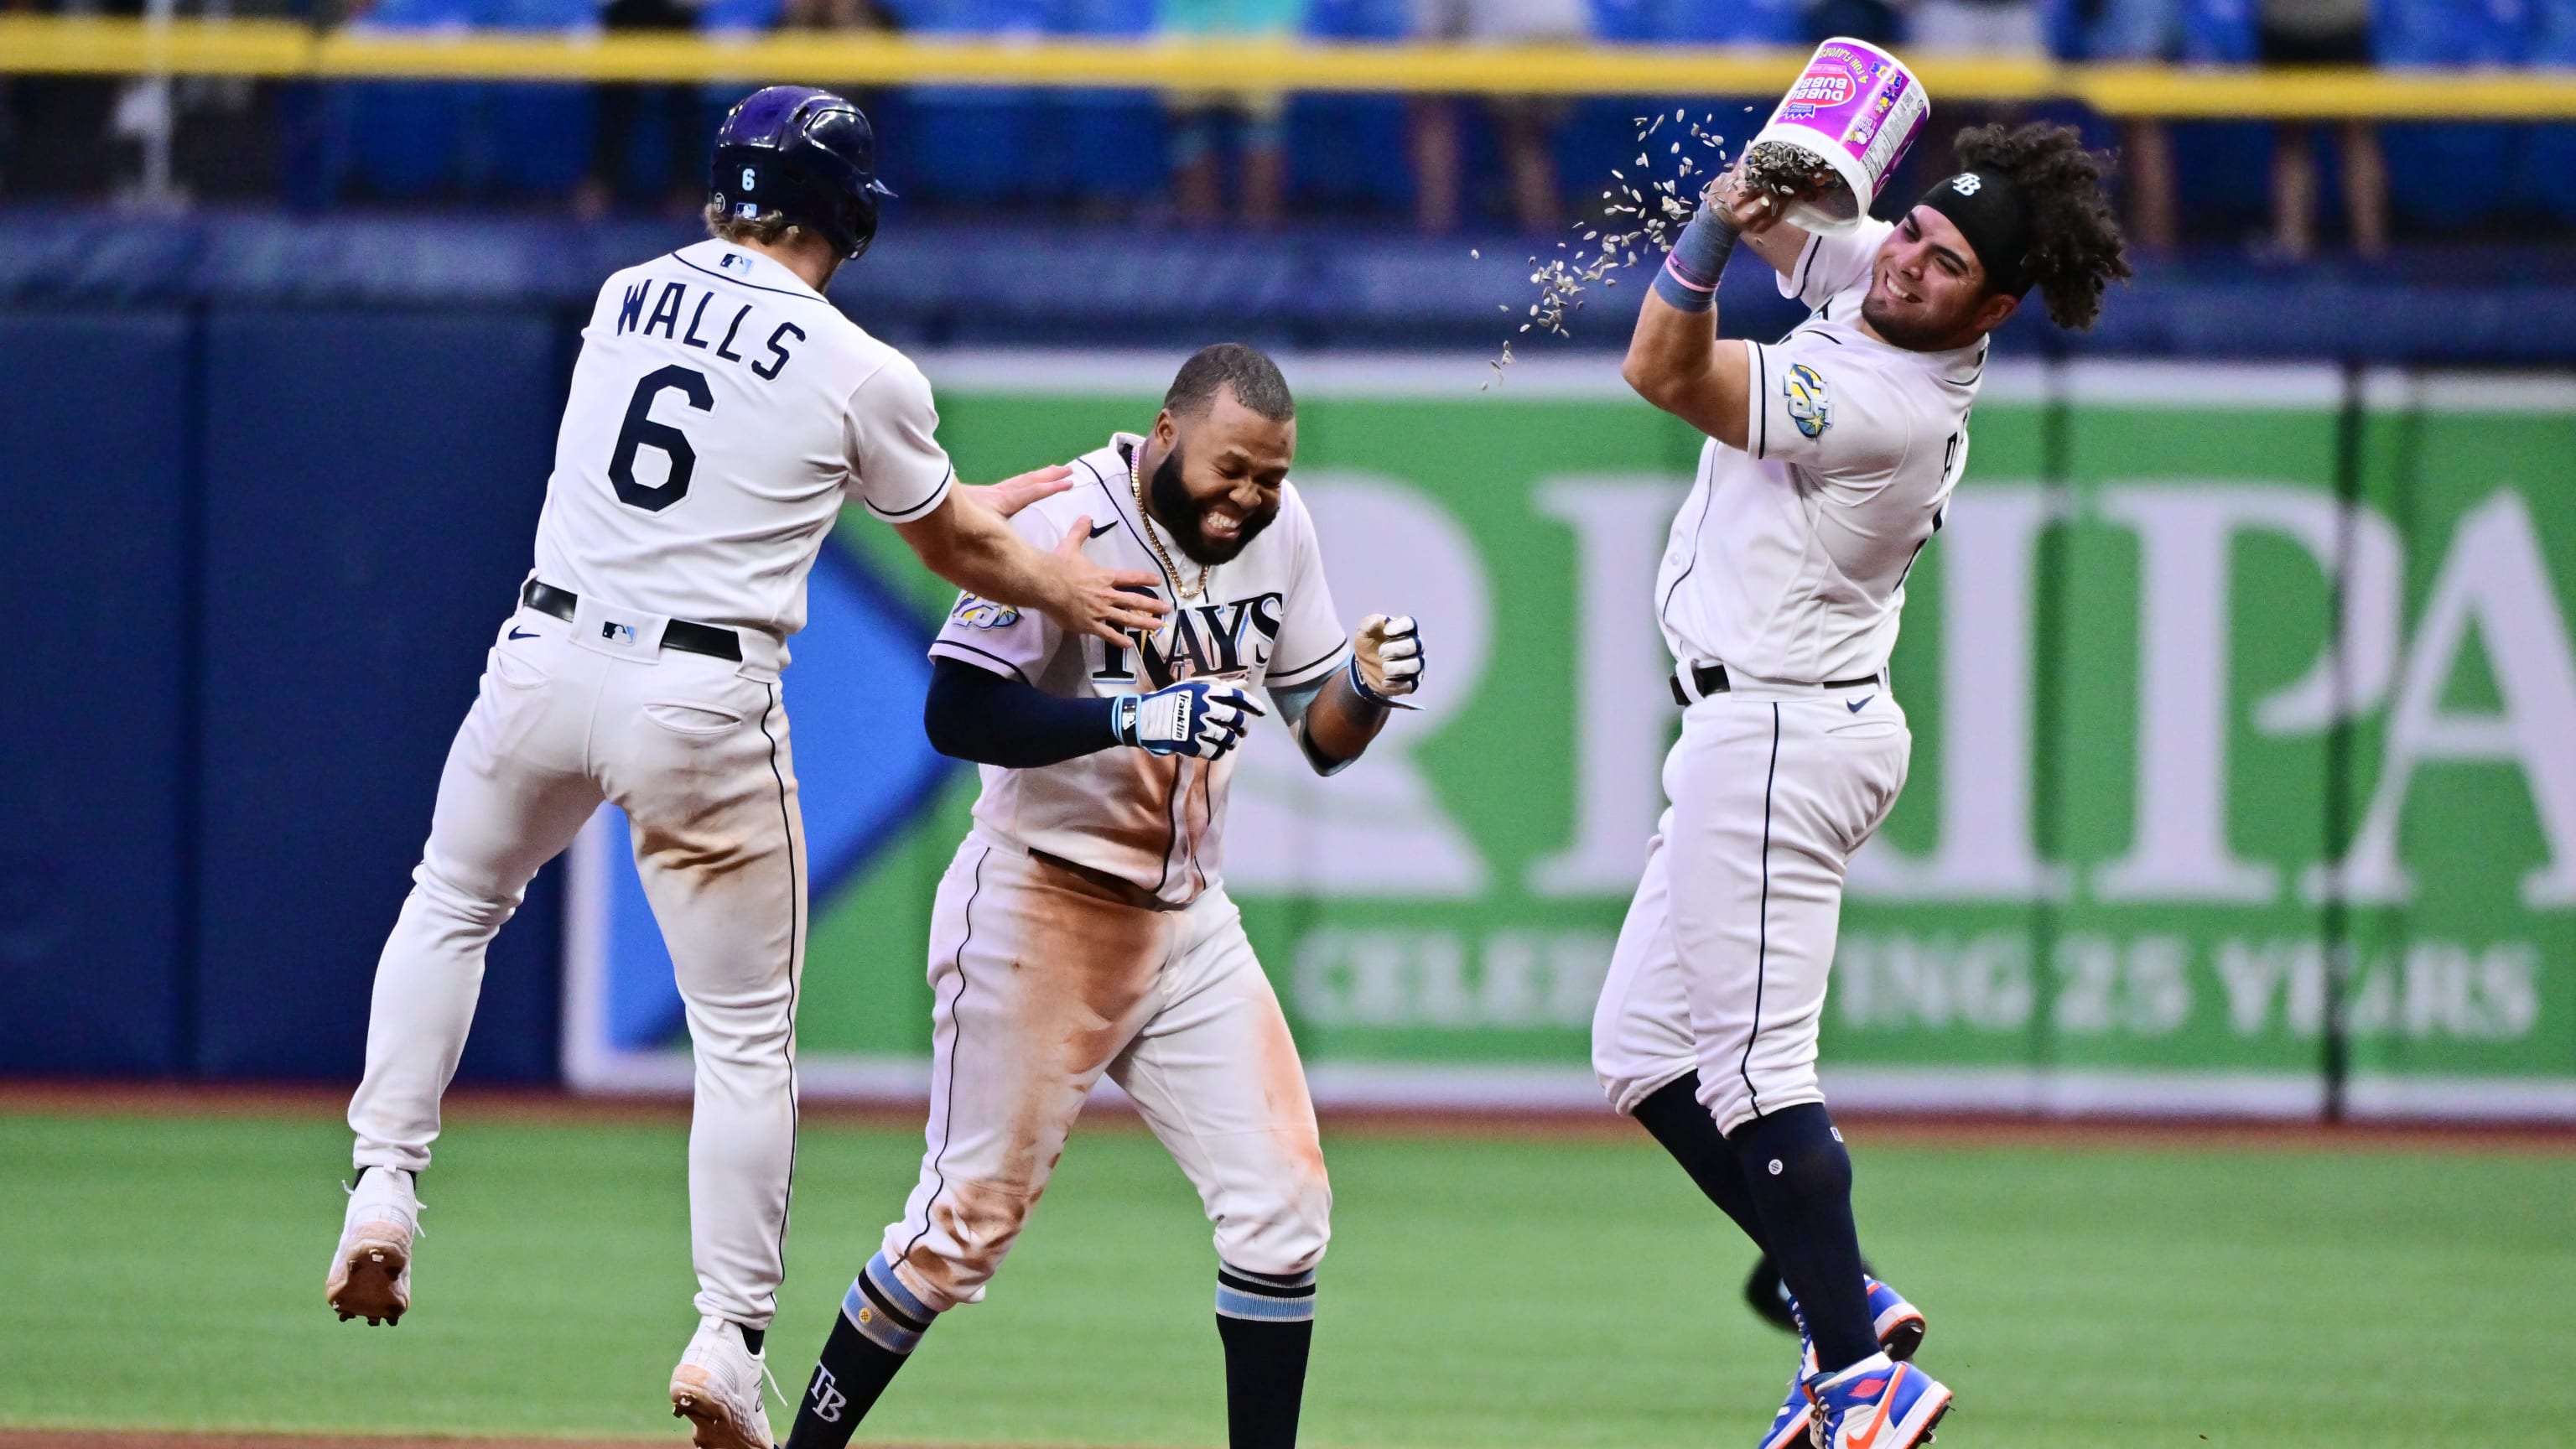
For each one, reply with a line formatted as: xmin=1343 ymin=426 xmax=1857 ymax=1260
xmin=609 ymin=365 xmax=714 ymax=513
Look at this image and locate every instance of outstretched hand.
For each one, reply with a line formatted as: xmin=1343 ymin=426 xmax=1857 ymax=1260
xmin=1046 ymin=515 xmax=1169 ymax=645
xmin=959 ymin=465 xmax=1076 ymax=519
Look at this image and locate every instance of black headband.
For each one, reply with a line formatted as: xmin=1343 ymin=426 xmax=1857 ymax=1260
xmin=1918 ymin=170 xmax=2034 ymax=299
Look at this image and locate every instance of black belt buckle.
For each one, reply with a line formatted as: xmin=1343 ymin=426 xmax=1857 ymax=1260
xmin=1669 ymin=662 xmax=1731 ymax=706
xmin=518 ymin=579 xmax=742 ymax=663
xmin=1670 ymin=660 xmax=1879 ymax=703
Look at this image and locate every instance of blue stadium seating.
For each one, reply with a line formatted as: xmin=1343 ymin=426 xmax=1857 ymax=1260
xmin=883 ymin=0 xmax=1050 ymax=208
xmin=1043 ymin=0 xmax=1168 ymax=209
xmin=2179 ymin=0 xmax=2254 ymax=64
xmin=340 ymin=0 xmax=483 ymax=200
xmin=2523 ymin=0 xmax=2576 ymax=223
xmin=478 ymin=0 xmax=598 ymax=200
xmin=2378 ymin=0 xmax=2526 ymax=234
xmin=1650 ymin=0 xmax=1803 ymax=44
xmin=1294 ymin=0 xmax=1411 ymax=217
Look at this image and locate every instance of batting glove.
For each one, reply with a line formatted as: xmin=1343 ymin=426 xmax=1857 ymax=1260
xmin=1349 ymin=614 xmax=1424 ymax=707
xmin=1114 ymin=680 xmax=1266 ymax=760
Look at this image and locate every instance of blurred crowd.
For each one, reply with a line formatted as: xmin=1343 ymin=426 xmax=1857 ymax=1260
xmin=4 ymin=0 xmax=2575 ymax=255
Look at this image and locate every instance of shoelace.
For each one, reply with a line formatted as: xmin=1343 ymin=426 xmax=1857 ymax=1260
xmin=760 ymin=1355 xmax=788 ymax=1413
xmin=340 ymin=1176 xmax=427 ymax=1235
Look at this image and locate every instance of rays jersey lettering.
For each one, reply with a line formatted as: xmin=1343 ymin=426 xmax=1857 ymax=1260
xmin=529 ymin=238 xmax=956 ymax=642
xmin=930 ymin=434 xmax=1350 ymax=906
xmin=1654 ymin=217 xmax=1981 ymax=685
xmin=1093 ymin=594 xmax=1290 ymax=687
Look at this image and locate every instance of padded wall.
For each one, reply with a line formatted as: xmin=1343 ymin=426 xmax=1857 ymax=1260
xmin=191 ymin=309 xmax=569 ymax=1080
xmin=0 ymin=312 xmax=194 ymax=1073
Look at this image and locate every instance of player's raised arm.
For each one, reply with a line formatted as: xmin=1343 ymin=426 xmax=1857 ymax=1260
xmin=1621 ymin=167 xmax=1784 ymax=449
xmin=894 ymin=491 xmax=1167 ymax=644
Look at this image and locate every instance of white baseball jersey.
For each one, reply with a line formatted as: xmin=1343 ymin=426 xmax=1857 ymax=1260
xmin=346 ymin=238 xmax=958 ymax=1339
xmin=928 ymin=434 xmax=1350 ymax=907
xmin=532 ymin=237 xmax=955 ymax=640
xmin=1653 ymin=218 xmax=1984 ymax=684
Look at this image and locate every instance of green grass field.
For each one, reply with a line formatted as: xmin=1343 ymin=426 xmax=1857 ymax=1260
xmin=3 ymin=1106 xmax=2572 ymax=1446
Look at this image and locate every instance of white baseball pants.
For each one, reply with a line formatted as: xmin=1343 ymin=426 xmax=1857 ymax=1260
xmin=880 ymin=833 xmax=1331 ymax=1314
xmin=1592 ymin=683 xmax=1910 ymax=1135
xmin=346 ymin=601 xmax=805 ymax=1327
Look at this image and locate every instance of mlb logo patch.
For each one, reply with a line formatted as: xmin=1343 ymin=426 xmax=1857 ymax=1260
xmin=600 ymin=621 xmax=639 ymax=647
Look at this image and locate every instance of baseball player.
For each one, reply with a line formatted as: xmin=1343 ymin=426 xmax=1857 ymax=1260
xmin=321 ymin=86 xmax=1168 ymax=1449
xmin=1592 ymin=122 xmax=2130 ymax=1449
xmin=774 ymin=344 xmax=1423 ymax=1449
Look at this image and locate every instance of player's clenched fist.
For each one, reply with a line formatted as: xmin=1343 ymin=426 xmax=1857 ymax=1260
xmin=1114 ymin=680 xmax=1266 ymax=760
xmin=1350 ymin=614 xmax=1425 ymax=705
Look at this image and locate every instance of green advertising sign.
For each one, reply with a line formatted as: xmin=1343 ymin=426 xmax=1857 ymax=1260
xmin=622 ymin=357 xmax=2576 ymax=1119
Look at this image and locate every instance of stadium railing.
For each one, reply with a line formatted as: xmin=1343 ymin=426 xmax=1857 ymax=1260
xmin=6 ymin=18 xmax=2576 ymax=117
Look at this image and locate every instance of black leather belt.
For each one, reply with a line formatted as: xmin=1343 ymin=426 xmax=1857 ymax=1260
xmin=1029 ymin=848 xmax=1186 ymax=912
xmin=1669 ymin=661 xmax=1882 ymax=706
xmin=521 ymin=579 xmax=743 ymax=663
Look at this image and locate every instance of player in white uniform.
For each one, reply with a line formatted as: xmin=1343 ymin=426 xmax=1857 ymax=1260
xmin=774 ymin=345 xmax=1425 ymax=1449
xmin=1592 ymin=124 xmax=2130 ymax=1449
xmin=321 ymin=87 xmax=1168 ymax=1449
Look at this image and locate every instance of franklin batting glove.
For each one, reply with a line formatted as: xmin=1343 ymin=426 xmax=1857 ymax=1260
xmin=1114 ymin=680 xmax=1266 ymax=760
xmin=1350 ymin=614 xmax=1424 ymax=707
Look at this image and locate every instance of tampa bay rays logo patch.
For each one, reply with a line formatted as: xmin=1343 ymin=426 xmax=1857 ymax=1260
xmin=1952 ymin=173 xmax=1984 ymax=195
xmin=1784 ymin=363 xmax=1832 ymax=439
xmin=949 ymin=594 xmax=1021 ymax=629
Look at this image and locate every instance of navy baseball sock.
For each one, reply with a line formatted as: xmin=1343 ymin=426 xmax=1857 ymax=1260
xmin=1214 ymin=1264 xmax=1316 ymax=1449
xmin=1633 ymin=1072 xmax=1770 ymax=1252
xmin=1730 ymin=1104 xmax=1876 ymax=1373
xmin=783 ymin=1254 xmax=938 ymax=1449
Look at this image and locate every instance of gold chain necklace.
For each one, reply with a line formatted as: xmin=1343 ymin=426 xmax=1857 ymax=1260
xmin=1130 ymin=440 xmax=1210 ymax=600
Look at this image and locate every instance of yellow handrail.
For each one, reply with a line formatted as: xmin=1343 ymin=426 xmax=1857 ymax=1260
xmin=5 ymin=18 xmax=2574 ymax=118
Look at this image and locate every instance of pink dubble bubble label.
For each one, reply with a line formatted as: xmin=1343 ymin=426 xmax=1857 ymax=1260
xmin=1750 ymin=38 xmax=1930 ymax=235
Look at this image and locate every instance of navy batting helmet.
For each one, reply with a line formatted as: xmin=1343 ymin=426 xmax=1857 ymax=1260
xmin=709 ymin=86 xmax=896 ymax=261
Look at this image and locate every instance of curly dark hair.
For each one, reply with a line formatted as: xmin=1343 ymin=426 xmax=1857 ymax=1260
xmin=1950 ymin=122 xmax=2132 ymax=331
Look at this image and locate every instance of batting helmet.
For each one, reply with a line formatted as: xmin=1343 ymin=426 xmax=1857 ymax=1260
xmin=708 ymin=86 xmax=896 ymax=262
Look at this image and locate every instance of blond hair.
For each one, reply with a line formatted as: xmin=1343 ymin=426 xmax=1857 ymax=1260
xmin=703 ymin=202 xmax=799 ymax=247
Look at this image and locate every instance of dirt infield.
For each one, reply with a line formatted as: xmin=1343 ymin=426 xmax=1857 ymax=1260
xmin=6 ymin=1079 xmax=2573 ymax=1154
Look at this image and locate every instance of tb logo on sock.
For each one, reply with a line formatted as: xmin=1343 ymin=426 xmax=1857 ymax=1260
xmin=808 ymin=1366 xmax=848 ymax=1422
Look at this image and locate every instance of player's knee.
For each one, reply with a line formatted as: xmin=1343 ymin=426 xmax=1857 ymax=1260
xmin=1212 ymin=1161 xmax=1332 ymax=1280
xmin=1697 ymin=1072 xmax=1762 ymax=1139
xmin=897 ymin=1179 xmax=1036 ymax=1311
xmin=1703 ymin=1067 xmax=1823 ymax=1140
xmin=408 ymin=859 xmax=522 ymax=930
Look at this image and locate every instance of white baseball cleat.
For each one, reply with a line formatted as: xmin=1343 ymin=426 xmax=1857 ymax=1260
xmin=325 ymin=1166 xmax=420 ymax=1326
xmin=669 ymin=1316 xmax=778 ymax=1449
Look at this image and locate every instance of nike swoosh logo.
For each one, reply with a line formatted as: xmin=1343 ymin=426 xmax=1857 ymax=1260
xmin=1847 ymin=694 xmax=1873 ymax=713
xmin=508 ymin=627 xmax=538 ymax=641
xmin=1843 ymin=1366 xmax=1903 ymax=1449
xmin=1088 ymin=521 xmax=1118 ymax=538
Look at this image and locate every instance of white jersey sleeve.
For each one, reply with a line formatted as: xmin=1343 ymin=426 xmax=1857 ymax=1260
xmin=926 ymin=502 xmax=1066 ymax=683
xmin=842 ymin=354 xmax=955 ymax=523
xmin=1259 ymin=486 xmax=1351 ymax=692
xmin=1777 ymin=219 xmax=1893 ymax=310
xmin=1742 ymin=331 xmax=1914 ymax=484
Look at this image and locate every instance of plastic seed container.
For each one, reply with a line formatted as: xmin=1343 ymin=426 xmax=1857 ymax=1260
xmin=1748 ymin=38 xmax=1931 ymax=235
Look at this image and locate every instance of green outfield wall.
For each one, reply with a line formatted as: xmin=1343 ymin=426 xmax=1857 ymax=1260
xmin=579 ymin=357 xmax=2576 ymax=1119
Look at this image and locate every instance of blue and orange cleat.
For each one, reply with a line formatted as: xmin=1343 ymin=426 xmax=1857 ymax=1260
xmin=1865 ymin=1276 xmax=1926 ymax=1363
xmin=1757 ymin=1278 xmax=1929 ymax=1449
xmin=1805 ymin=1353 xmax=1952 ymax=1449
